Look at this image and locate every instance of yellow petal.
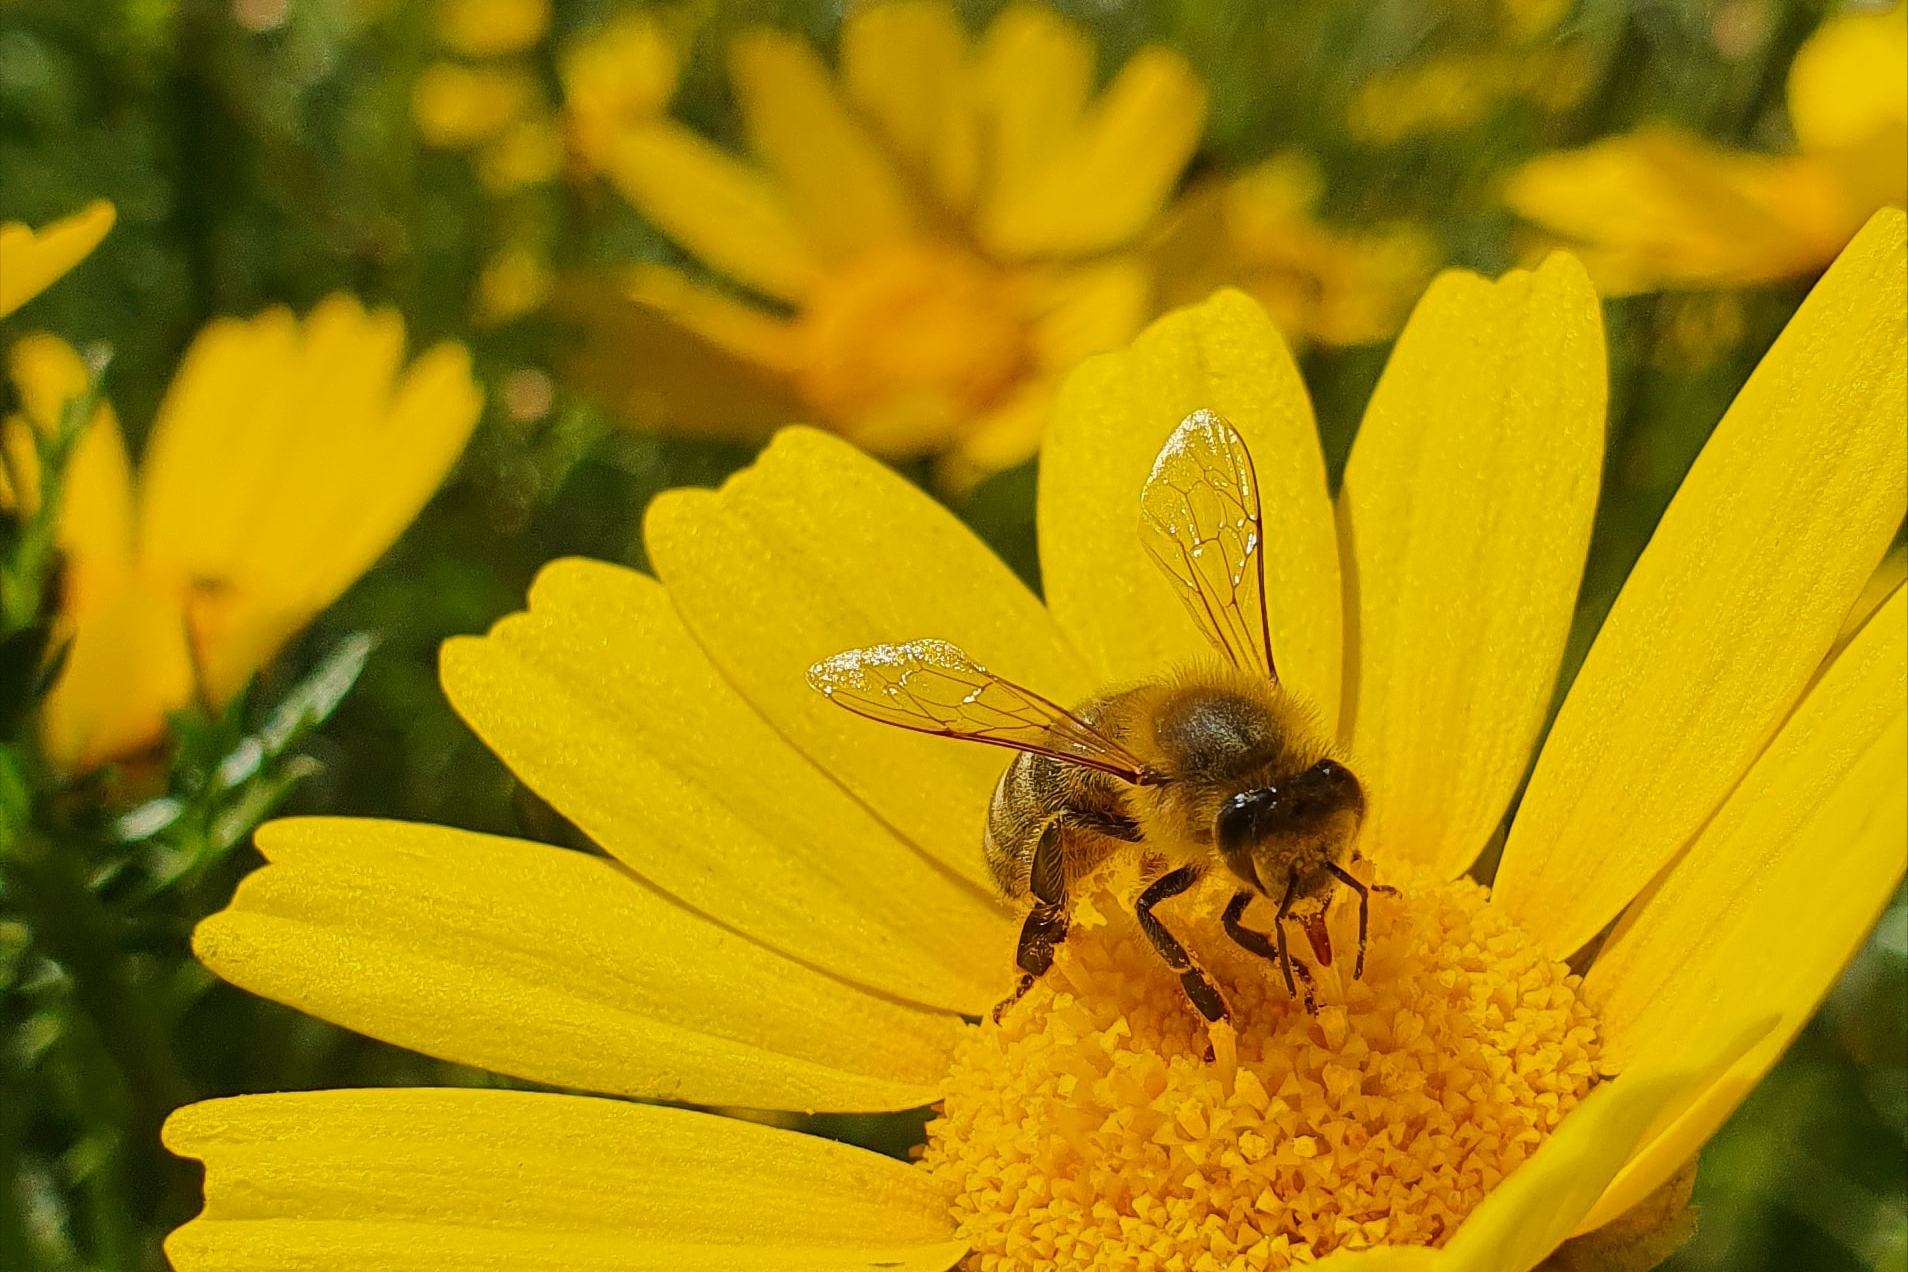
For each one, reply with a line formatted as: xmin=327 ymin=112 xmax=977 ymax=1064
xmin=0 ymin=200 xmax=114 ymax=318
xmin=557 ymin=279 xmax=808 ymax=439
xmin=40 ymin=576 xmax=193 ymax=773
xmin=165 ymin=1088 xmax=964 ymax=1271
xmin=1836 ymin=542 xmax=1906 ymax=654
xmin=1504 ymin=128 xmax=1855 ymax=292
xmin=1040 ymin=289 xmax=1343 ymax=732
xmin=198 ymin=817 xmax=963 ymax=1111
xmin=1786 ymin=4 xmax=1906 ymax=155
xmin=974 ymin=4 xmax=1092 ymax=223
xmin=1438 ymin=1016 xmax=1773 ymax=1272
xmin=730 ymin=28 xmax=918 ymax=258
xmin=436 ymin=0 xmax=549 ymax=58
xmin=411 ymin=62 xmax=533 ymax=149
xmin=601 ymin=121 xmax=823 ymax=303
xmin=5 ymin=335 xmax=136 ymax=608
xmin=1569 ymin=587 xmax=1906 ymax=1230
xmin=441 ymin=557 xmax=1014 ymax=1016
xmin=1026 ymin=256 xmax=1151 ymax=373
xmin=978 ymin=44 xmax=1205 ymax=259
xmin=840 ymin=0 xmax=980 ymax=213
xmin=1496 ymin=209 xmax=1908 ymax=958
xmin=624 ymin=262 xmax=800 ymax=373
xmin=645 ymin=426 xmax=1089 ymax=887
xmin=1340 ymin=255 xmax=1605 ymax=879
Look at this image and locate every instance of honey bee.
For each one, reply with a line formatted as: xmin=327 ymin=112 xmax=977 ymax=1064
xmin=808 ymin=410 xmax=1371 ymax=1028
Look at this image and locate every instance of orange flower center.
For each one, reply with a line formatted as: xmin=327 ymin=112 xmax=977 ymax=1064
xmin=919 ymin=871 xmax=1601 ymax=1269
xmin=792 ymin=241 xmax=1029 ymax=452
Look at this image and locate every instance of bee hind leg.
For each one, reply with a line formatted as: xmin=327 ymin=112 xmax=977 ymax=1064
xmin=993 ymin=822 xmax=1071 ymax=1024
xmin=1135 ymin=865 xmax=1231 ymax=1027
xmin=1222 ymin=888 xmax=1317 ymax=1014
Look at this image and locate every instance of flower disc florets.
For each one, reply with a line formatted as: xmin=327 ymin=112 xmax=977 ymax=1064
xmin=920 ymin=870 xmax=1602 ymax=1270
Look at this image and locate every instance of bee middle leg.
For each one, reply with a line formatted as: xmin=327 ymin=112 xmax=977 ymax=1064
xmin=1135 ymin=865 xmax=1231 ymax=1025
xmin=1221 ymin=888 xmax=1317 ymax=1014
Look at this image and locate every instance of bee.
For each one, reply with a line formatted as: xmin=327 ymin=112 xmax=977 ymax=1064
xmin=807 ymin=410 xmax=1372 ymax=1028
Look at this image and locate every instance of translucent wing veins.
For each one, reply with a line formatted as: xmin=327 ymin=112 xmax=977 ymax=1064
xmin=806 ymin=638 xmax=1158 ymax=784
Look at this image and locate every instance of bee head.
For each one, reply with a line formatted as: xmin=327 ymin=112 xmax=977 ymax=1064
xmin=1214 ymin=759 xmax=1366 ymax=896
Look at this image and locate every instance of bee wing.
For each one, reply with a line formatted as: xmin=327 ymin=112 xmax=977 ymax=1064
xmin=1138 ymin=408 xmax=1278 ymax=683
xmin=806 ymin=638 xmax=1155 ymax=784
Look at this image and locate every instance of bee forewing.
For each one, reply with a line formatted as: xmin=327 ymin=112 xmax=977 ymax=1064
xmin=1138 ymin=409 xmax=1279 ymax=685
xmin=807 ymin=638 xmax=1154 ymax=782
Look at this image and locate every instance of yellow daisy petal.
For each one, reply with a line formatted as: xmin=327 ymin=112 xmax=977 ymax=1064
xmin=601 ymin=121 xmax=823 ymax=303
xmin=5 ymin=335 xmax=136 ymax=610
xmin=436 ymin=0 xmax=549 ymax=58
xmin=1341 ymin=255 xmax=1604 ymax=879
xmin=1504 ymin=128 xmax=1852 ymax=293
xmin=1567 ymin=587 xmax=1905 ymax=1228
xmin=40 ymin=577 xmax=193 ymax=773
xmin=1026 ymin=256 xmax=1151 ymax=373
xmin=840 ymin=0 xmax=980 ymax=213
xmin=441 ymin=557 xmax=1014 ymax=1016
xmin=1438 ymin=1015 xmax=1773 ymax=1272
xmin=979 ymin=44 xmax=1205 ymax=259
xmin=165 ymin=1089 xmax=964 ymax=1271
xmin=1787 ymin=4 xmax=1907 ymax=156
xmin=624 ymin=262 xmax=801 ymax=373
xmin=974 ymin=3 xmax=1092 ymax=224
xmin=0 ymin=200 xmax=114 ymax=318
xmin=730 ymin=28 xmax=918 ymax=257
xmin=645 ymin=427 xmax=1089 ymax=887
xmin=1496 ymin=209 xmax=1908 ymax=958
xmin=1040 ymin=289 xmax=1343 ymax=731
xmin=197 ymin=817 xmax=963 ymax=1111
xmin=1837 ymin=543 xmax=1906 ymax=653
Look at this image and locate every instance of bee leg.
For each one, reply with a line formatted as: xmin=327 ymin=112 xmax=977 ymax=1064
xmin=1135 ymin=865 xmax=1231 ymax=1026
xmin=1223 ymin=888 xmax=1316 ymax=1013
xmin=993 ymin=824 xmax=1071 ymax=1024
xmin=1325 ymin=862 xmax=1373 ymax=980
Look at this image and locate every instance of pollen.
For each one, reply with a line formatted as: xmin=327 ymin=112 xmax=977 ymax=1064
xmin=918 ymin=871 xmax=1602 ymax=1270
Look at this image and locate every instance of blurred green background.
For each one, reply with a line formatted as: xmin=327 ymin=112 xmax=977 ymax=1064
xmin=1 ymin=1 xmax=1902 ymax=1269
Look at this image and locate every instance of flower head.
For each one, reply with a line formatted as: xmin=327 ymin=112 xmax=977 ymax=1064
xmin=3 ymin=295 xmax=482 ymax=772
xmin=166 ymin=210 xmax=1904 ymax=1269
xmin=0 ymin=200 xmax=115 ymax=318
xmin=1506 ymin=4 xmax=1906 ymax=292
xmin=566 ymin=0 xmax=1205 ymax=484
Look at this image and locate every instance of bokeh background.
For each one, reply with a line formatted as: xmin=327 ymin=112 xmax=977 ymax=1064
xmin=1 ymin=1 xmax=1903 ymax=1269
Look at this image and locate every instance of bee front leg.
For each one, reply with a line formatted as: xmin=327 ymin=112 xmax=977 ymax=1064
xmin=1135 ymin=865 xmax=1231 ymax=1026
xmin=1222 ymin=888 xmax=1316 ymax=1014
xmin=993 ymin=823 xmax=1070 ymax=1024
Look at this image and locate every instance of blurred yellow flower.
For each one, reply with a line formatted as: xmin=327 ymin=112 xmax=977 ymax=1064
xmin=561 ymin=11 xmax=681 ymax=172
xmin=164 ymin=212 xmax=1904 ymax=1269
xmin=1506 ymin=4 xmax=1906 ymax=292
xmin=475 ymin=244 xmax=555 ymax=327
xmin=435 ymin=0 xmax=548 ymax=58
xmin=568 ymin=0 xmax=1205 ymax=483
xmin=0 ymin=200 xmax=115 ymax=318
xmin=1349 ymin=44 xmax=1593 ymax=145
xmin=1154 ymin=155 xmax=1439 ymax=348
xmin=412 ymin=62 xmax=534 ymax=149
xmin=1 ymin=296 xmax=482 ymax=773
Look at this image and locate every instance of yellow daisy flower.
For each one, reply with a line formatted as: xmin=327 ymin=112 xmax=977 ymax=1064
xmin=1505 ymin=4 xmax=1906 ymax=293
xmin=568 ymin=0 xmax=1206 ymax=485
xmin=1 ymin=295 xmax=482 ymax=773
xmin=165 ymin=210 xmax=1904 ymax=1269
xmin=0 ymin=200 xmax=115 ymax=318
